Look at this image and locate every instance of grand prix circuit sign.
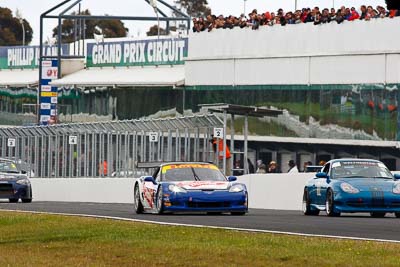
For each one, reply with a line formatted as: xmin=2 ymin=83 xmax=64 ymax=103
xmin=86 ymin=38 xmax=188 ymax=67
xmin=0 ymin=45 xmax=69 ymax=69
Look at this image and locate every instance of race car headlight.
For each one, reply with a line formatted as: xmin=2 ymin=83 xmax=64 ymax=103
xmin=229 ymin=184 xmax=245 ymax=193
xmin=393 ymin=183 xmax=400 ymax=194
xmin=16 ymin=179 xmax=30 ymax=185
xmin=168 ymin=184 xmax=187 ymax=193
xmin=340 ymin=182 xmax=359 ymax=194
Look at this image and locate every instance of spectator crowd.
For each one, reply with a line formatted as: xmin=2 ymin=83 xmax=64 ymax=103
xmin=192 ymin=5 xmax=399 ymax=32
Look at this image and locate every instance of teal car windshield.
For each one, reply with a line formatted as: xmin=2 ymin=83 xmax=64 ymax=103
xmin=331 ymin=161 xmax=393 ymax=179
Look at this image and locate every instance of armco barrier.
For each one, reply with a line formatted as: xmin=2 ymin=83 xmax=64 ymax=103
xmin=30 ymin=173 xmax=312 ymax=210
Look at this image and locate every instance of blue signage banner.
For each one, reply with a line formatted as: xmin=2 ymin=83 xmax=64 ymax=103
xmin=39 ymin=59 xmax=58 ymax=125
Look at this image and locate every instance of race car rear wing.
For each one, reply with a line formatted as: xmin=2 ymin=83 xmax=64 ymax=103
xmin=136 ymin=162 xmax=164 ymax=169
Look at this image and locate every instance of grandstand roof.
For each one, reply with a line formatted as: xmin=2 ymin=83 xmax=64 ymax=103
xmin=51 ymin=65 xmax=184 ymax=88
xmin=0 ymin=69 xmax=38 ymax=88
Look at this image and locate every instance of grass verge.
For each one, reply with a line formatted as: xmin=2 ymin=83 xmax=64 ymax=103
xmin=0 ymin=212 xmax=399 ymax=266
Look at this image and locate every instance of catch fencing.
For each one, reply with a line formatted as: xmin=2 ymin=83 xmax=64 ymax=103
xmin=0 ymin=114 xmax=223 ymax=178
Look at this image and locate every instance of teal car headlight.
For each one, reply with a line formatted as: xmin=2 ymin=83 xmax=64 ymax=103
xmin=340 ymin=182 xmax=359 ymax=194
xmin=168 ymin=184 xmax=187 ymax=193
xmin=229 ymin=184 xmax=245 ymax=193
xmin=16 ymin=179 xmax=30 ymax=185
xmin=393 ymin=183 xmax=400 ymax=194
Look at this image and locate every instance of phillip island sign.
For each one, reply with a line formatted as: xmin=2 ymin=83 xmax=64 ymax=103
xmin=0 ymin=45 xmax=69 ymax=69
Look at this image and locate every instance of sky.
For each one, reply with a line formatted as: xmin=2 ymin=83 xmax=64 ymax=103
xmin=0 ymin=0 xmax=387 ymax=45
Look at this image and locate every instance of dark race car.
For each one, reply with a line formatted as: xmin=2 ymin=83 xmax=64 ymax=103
xmin=0 ymin=158 xmax=32 ymax=203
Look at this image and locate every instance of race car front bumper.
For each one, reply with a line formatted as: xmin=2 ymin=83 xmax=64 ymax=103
xmin=0 ymin=182 xmax=31 ymax=200
xmin=333 ymin=190 xmax=400 ymax=213
xmin=162 ymin=190 xmax=248 ymax=213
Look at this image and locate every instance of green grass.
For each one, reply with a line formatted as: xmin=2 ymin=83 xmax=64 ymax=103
xmin=0 ymin=212 xmax=400 ymax=266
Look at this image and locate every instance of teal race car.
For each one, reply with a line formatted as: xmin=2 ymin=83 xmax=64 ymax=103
xmin=303 ymin=159 xmax=400 ymax=217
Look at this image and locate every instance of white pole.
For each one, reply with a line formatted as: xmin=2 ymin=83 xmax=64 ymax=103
xmin=156 ymin=11 xmax=160 ymax=38
xmin=295 ymin=0 xmax=297 ymax=10
xmin=150 ymin=0 xmax=160 ymax=38
xmin=243 ymin=0 xmax=247 ymax=15
xmin=21 ymin=21 xmax=25 ymax=46
xmin=16 ymin=9 xmax=25 ymax=46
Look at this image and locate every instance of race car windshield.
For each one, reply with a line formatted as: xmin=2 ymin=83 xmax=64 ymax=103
xmin=331 ymin=162 xmax=393 ymax=179
xmin=162 ymin=165 xmax=226 ymax=182
xmin=0 ymin=161 xmax=20 ymax=174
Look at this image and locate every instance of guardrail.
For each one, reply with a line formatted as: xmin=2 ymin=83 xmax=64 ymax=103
xmin=0 ymin=114 xmax=222 ymax=178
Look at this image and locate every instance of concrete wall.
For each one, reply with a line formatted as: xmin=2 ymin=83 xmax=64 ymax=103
xmin=237 ymin=174 xmax=311 ymax=210
xmin=30 ymin=178 xmax=136 ymax=204
xmin=188 ymin=18 xmax=400 ymax=60
xmin=30 ymin=174 xmax=311 ymax=210
xmin=185 ymin=18 xmax=400 ymax=86
xmin=30 ymin=172 xmax=400 ymax=210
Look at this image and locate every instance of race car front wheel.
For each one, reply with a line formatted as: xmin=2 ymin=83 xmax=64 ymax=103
xmin=231 ymin=211 xmax=246 ymax=215
xmin=325 ymin=189 xmax=340 ymax=217
xmin=156 ymin=186 xmax=164 ymax=214
xmin=303 ymin=188 xmax=320 ymax=216
xmin=21 ymin=198 xmax=32 ymax=203
xmin=370 ymin=212 xmax=386 ymax=218
xmin=395 ymin=213 xmax=400 ymax=218
xmin=134 ymin=184 xmax=144 ymax=214
xmin=22 ymin=188 xmax=32 ymax=203
xmin=9 ymin=198 xmax=18 ymax=203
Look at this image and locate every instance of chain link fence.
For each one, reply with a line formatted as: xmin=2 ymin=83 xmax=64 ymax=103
xmin=0 ymin=114 xmax=223 ymax=178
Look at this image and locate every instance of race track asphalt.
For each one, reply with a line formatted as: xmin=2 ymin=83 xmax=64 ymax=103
xmin=1 ymin=201 xmax=400 ymax=242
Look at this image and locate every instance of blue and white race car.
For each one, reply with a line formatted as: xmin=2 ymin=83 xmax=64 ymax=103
xmin=134 ymin=162 xmax=248 ymax=215
xmin=303 ymin=159 xmax=400 ymax=217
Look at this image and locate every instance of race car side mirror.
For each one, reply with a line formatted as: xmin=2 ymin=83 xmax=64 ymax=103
xmin=228 ymin=176 xmax=237 ymax=182
xmin=394 ymin=174 xmax=400 ymax=180
xmin=315 ymin=172 xmax=327 ymax=178
xmin=144 ymin=176 xmax=157 ymax=184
